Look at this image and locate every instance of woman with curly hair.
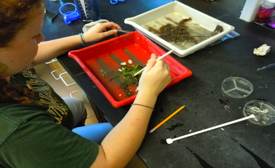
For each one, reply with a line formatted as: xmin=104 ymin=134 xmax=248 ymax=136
xmin=0 ymin=0 xmax=171 ymax=167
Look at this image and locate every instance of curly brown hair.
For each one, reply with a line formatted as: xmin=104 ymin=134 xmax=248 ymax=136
xmin=0 ymin=78 xmax=35 ymax=104
xmin=0 ymin=0 xmax=44 ymax=104
xmin=0 ymin=0 xmax=43 ymax=47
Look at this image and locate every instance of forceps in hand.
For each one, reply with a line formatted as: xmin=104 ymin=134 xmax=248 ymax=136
xmin=110 ymin=0 xmax=126 ymax=5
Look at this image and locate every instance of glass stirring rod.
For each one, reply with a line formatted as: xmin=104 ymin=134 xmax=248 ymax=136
xmin=257 ymin=63 xmax=275 ymax=71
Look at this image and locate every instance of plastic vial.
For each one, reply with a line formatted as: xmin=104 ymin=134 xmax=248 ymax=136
xmin=254 ymin=0 xmax=275 ymax=25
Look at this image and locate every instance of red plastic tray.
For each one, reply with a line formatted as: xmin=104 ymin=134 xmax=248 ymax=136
xmin=69 ymin=31 xmax=192 ymax=108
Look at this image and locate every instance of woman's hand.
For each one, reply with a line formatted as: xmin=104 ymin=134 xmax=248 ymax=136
xmin=138 ymin=53 xmax=171 ymax=97
xmin=83 ymin=22 xmax=121 ymax=43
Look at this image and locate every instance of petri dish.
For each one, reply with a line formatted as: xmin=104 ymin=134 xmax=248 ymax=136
xmin=221 ymin=77 xmax=253 ymax=98
xmin=243 ymin=100 xmax=275 ymax=126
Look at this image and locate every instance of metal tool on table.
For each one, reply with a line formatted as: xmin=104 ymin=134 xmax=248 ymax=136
xmin=110 ymin=0 xmax=126 ymax=5
xmin=257 ymin=62 xmax=275 ymax=71
xmin=50 ymin=10 xmax=60 ymax=22
xmin=116 ymin=29 xmax=132 ymax=33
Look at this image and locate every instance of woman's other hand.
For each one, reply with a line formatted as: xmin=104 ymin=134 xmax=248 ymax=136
xmin=138 ymin=53 xmax=171 ymax=97
xmin=83 ymin=22 xmax=121 ymax=43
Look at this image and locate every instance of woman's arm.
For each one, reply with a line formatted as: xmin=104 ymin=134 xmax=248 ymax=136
xmin=90 ymin=54 xmax=171 ymax=168
xmin=32 ymin=22 xmax=121 ymax=66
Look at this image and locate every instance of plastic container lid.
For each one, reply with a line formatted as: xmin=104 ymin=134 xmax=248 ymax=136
xmin=221 ymin=77 xmax=253 ymax=98
xmin=243 ymin=100 xmax=275 ymax=126
xmin=266 ymin=0 xmax=275 ymax=3
xmin=262 ymin=1 xmax=275 ymax=9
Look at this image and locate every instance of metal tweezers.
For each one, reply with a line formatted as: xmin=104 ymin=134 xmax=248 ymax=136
xmin=117 ymin=29 xmax=132 ymax=33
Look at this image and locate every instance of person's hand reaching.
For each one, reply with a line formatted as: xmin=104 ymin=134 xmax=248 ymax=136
xmin=138 ymin=53 xmax=171 ymax=97
xmin=83 ymin=22 xmax=121 ymax=43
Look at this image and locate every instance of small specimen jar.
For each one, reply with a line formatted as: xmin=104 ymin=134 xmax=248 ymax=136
xmin=254 ymin=1 xmax=275 ymax=25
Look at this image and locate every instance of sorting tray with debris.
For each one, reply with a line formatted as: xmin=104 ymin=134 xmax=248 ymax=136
xmin=69 ymin=31 xmax=192 ymax=108
xmin=124 ymin=1 xmax=235 ymax=57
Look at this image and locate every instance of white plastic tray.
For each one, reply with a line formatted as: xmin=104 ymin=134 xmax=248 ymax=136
xmin=124 ymin=1 xmax=235 ymax=57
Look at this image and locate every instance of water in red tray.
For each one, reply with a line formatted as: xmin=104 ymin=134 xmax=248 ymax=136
xmin=69 ymin=31 xmax=192 ymax=108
